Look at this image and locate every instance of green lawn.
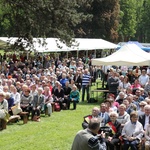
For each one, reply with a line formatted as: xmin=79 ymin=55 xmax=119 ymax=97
xmin=0 ymin=102 xmax=102 ymax=150
xmin=0 ymin=77 xmax=104 ymax=150
xmin=0 ymin=81 xmax=105 ymax=150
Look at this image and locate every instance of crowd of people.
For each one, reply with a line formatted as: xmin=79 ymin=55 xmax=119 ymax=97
xmin=72 ymin=65 xmax=150 ymax=150
xmin=1 ymin=52 xmax=150 ymax=150
xmin=0 ymin=52 xmax=94 ymax=125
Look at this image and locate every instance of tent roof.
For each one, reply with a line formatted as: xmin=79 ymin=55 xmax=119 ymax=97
xmin=92 ymin=43 xmax=150 ymax=66
xmin=118 ymin=41 xmax=150 ymax=51
xmin=0 ymin=37 xmax=118 ymax=52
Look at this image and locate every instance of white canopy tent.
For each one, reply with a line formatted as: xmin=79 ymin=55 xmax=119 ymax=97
xmin=92 ymin=44 xmax=150 ymax=66
xmin=0 ymin=37 xmax=118 ymax=52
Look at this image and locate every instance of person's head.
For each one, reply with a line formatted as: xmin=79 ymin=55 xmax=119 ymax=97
xmin=123 ymin=99 xmax=129 ymax=108
xmin=72 ymin=85 xmax=77 ymax=91
xmin=144 ymin=105 xmax=150 ymax=116
xmin=141 ymin=69 xmax=146 ymax=75
xmin=92 ymin=107 xmax=100 ymax=117
xmin=126 ymin=94 xmax=133 ymax=103
xmin=24 ymin=88 xmax=30 ymax=96
xmin=126 ymin=87 xmax=132 ymax=94
xmin=135 ymin=89 xmax=141 ymax=96
xmin=3 ymin=86 xmax=9 ymax=93
xmin=65 ymin=81 xmax=69 ymax=87
xmin=118 ymin=92 xmax=125 ymax=99
xmin=37 ymin=87 xmax=43 ymax=95
xmin=145 ymin=98 xmax=150 ymax=105
xmin=139 ymin=88 xmax=144 ymax=94
xmin=100 ymin=103 xmax=106 ymax=113
xmin=123 ymin=76 xmax=129 ymax=83
xmin=62 ymin=73 xmax=67 ymax=79
xmin=118 ymin=104 xmax=126 ymax=113
xmin=5 ymin=92 xmax=11 ymax=99
xmin=130 ymin=111 xmax=138 ymax=123
xmin=109 ymin=111 xmax=118 ymax=122
xmin=58 ymin=83 xmax=62 ymax=89
xmin=0 ymin=92 xmax=5 ymax=102
xmin=139 ymin=101 xmax=147 ymax=110
xmin=88 ymin=118 xmax=100 ymax=134
xmin=107 ymin=93 xmax=115 ymax=100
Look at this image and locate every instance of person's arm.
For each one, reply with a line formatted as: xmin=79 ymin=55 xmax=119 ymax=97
xmin=88 ymin=136 xmax=106 ymax=150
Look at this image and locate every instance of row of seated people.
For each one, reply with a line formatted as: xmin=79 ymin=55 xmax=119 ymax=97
xmin=0 ymin=81 xmax=80 ymax=126
xmin=82 ymin=102 xmax=150 ymax=150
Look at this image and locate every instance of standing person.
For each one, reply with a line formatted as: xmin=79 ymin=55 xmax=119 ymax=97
xmin=82 ymin=69 xmax=91 ymax=102
xmin=138 ymin=69 xmax=149 ymax=88
xmin=71 ymin=118 xmax=106 ymax=150
xmin=107 ymin=71 xmax=119 ymax=97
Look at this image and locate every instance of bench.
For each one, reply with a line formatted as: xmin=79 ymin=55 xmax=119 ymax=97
xmin=18 ymin=112 xmax=29 ymax=124
xmin=91 ymin=89 xmax=110 ymax=100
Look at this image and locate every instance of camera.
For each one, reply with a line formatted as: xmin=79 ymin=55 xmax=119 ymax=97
xmin=99 ymin=126 xmax=112 ymax=134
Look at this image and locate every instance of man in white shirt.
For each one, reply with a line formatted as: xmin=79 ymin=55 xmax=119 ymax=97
xmin=138 ymin=69 xmax=149 ymax=88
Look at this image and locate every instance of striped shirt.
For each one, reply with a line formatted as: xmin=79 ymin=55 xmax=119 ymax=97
xmin=82 ymin=73 xmax=91 ymax=86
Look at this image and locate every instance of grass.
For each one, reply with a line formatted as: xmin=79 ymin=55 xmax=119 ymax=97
xmin=0 ymin=102 xmax=102 ymax=150
xmin=0 ymin=81 xmax=105 ymax=150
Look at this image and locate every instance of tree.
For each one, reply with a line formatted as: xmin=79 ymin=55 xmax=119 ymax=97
xmin=0 ymin=0 xmax=89 ymax=50
xmin=118 ymin=0 xmax=137 ymax=42
xmin=74 ymin=0 xmax=120 ymax=42
xmin=141 ymin=0 xmax=150 ymax=42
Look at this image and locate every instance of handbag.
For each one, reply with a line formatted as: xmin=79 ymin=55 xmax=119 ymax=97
xmin=11 ymin=104 xmax=22 ymax=115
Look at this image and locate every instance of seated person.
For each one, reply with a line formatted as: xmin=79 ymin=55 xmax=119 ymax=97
xmin=20 ymin=88 xmax=33 ymax=117
xmin=63 ymin=81 xmax=72 ymax=109
xmin=122 ymin=111 xmax=144 ymax=150
xmin=43 ymin=86 xmax=53 ymax=116
xmin=5 ymin=92 xmax=14 ymax=115
xmin=53 ymin=83 xmax=64 ymax=110
xmin=32 ymin=87 xmax=44 ymax=121
xmin=105 ymin=111 xmax=122 ymax=150
xmin=115 ymin=91 xmax=126 ymax=105
xmin=117 ymin=104 xmax=130 ymax=130
xmin=99 ymin=103 xmax=110 ymax=126
xmin=0 ymin=92 xmax=9 ymax=124
xmin=82 ymin=107 xmax=100 ymax=129
xmin=69 ymin=85 xmax=80 ymax=110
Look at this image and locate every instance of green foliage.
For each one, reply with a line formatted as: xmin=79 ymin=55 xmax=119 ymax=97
xmin=119 ymin=0 xmax=137 ymax=41
xmin=75 ymin=0 xmax=120 ymax=42
xmin=141 ymin=0 xmax=150 ymax=42
xmin=0 ymin=0 xmax=90 ymax=49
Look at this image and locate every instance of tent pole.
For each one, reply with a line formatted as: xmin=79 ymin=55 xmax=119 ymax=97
xmin=77 ymin=50 xmax=79 ymax=58
xmin=94 ymin=49 xmax=96 ymax=58
xmin=86 ymin=50 xmax=88 ymax=58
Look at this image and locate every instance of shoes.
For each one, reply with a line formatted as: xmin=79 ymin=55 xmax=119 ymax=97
xmin=48 ymin=114 xmax=51 ymax=117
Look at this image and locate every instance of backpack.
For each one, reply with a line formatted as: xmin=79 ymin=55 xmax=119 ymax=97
xmin=54 ymin=103 xmax=60 ymax=111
